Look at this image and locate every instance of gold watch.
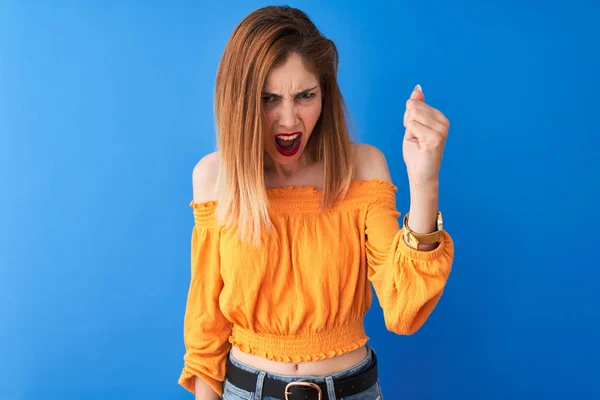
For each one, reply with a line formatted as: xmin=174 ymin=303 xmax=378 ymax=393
xmin=402 ymin=211 xmax=444 ymax=248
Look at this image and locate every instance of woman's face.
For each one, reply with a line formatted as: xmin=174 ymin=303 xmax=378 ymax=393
xmin=262 ymin=52 xmax=322 ymax=166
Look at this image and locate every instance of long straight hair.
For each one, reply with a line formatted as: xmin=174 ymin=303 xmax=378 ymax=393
xmin=214 ymin=6 xmax=354 ymax=247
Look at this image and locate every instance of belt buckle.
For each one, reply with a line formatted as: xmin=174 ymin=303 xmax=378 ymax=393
xmin=285 ymin=381 xmax=322 ymax=400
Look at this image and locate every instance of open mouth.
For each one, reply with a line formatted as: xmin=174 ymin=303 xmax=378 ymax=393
xmin=274 ymin=132 xmax=302 ymax=156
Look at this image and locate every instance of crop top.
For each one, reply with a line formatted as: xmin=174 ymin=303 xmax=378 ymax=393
xmin=178 ymin=179 xmax=454 ymax=396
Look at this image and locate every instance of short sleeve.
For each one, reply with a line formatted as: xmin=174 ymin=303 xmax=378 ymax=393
xmin=364 ymin=185 xmax=454 ymax=335
xmin=178 ymin=201 xmax=232 ymax=397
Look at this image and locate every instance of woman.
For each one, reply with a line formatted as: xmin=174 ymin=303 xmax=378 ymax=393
xmin=179 ymin=5 xmax=454 ymax=400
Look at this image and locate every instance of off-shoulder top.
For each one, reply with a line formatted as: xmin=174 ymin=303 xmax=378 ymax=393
xmin=178 ymin=179 xmax=454 ymax=396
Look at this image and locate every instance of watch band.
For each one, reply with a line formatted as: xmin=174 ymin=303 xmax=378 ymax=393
xmin=402 ymin=211 xmax=443 ymax=248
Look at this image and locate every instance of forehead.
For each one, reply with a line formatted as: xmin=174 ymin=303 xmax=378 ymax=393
xmin=264 ymin=53 xmax=319 ymax=92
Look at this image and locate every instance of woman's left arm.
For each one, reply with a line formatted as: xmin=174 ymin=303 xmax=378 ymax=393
xmin=362 ymin=84 xmax=454 ymax=334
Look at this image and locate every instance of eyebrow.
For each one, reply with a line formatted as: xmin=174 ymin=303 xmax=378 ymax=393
xmin=262 ymin=86 xmax=319 ymax=97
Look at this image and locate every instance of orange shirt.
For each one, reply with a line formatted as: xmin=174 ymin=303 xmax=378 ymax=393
xmin=178 ymin=179 xmax=454 ymax=396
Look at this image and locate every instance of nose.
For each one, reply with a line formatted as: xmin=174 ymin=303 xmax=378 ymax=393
xmin=278 ymin=101 xmax=299 ymax=129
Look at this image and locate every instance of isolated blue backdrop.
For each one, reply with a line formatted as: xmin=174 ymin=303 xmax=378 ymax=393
xmin=1 ymin=1 xmax=598 ymax=399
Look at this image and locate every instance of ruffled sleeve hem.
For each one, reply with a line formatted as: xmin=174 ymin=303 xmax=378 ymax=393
xmin=394 ymin=230 xmax=454 ymax=262
xmin=178 ymin=366 xmax=223 ymax=397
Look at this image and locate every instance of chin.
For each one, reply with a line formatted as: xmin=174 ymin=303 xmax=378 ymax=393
xmin=268 ymin=147 xmax=304 ymax=164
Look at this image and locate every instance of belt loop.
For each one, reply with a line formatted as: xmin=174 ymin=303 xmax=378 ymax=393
xmin=325 ymin=376 xmax=336 ymax=399
xmin=254 ymin=371 xmax=266 ymax=400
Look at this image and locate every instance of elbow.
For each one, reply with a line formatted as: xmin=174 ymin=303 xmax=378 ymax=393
xmin=383 ymin=291 xmax=445 ymax=335
xmin=384 ymin=315 xmax=421 ymax=335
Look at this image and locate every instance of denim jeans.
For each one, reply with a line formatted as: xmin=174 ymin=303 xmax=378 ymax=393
xmin=222 ymin=345 xmax=384 ymax=400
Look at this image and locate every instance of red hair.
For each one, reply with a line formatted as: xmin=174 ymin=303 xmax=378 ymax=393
xmin=214 ymin=6 xmax=354 ymax=246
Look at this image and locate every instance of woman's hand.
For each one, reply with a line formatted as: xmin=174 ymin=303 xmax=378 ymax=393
xmin=403 ymin=85 xmax=450 ymax=190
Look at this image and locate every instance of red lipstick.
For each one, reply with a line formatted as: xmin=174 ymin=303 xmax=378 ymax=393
xmin=274 ymin=132 xmax=302 ymax=157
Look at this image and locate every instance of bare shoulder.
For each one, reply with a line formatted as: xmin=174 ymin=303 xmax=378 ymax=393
xmin=351 ymin=142 xmax=392 ymax=183
xmin=192 ymin=151 xmax=219 ymax=203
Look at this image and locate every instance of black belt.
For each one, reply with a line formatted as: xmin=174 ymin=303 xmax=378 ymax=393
xmin=225 ymin=351 xmax=378 ymax=400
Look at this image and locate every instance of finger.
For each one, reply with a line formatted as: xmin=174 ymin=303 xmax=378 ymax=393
xmin=404 ymin=128 xmax=418 ymax=144
xmin=410 ymin=84 xmax=424 ymax=102
xmin=405 ymin=100 xmax=448 ymax=126
xmin=404 ymin=126 xmax=415 ymax=144
xmin=404 ymin=99 xmax=416 ymax=142
xmin=404 ymin=99 xmax=444 ymax=123
xmin=406 ymin=107 xmax=448 ymax=134
xmin=405 ymin=119 xmax=441 ymax=144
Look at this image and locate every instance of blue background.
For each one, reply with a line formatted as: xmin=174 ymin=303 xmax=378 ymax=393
xmin=1 ymin=1 xmax=599 ymax=399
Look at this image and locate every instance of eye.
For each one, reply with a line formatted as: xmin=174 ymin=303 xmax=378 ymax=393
xmin=297 ymin=92 xmax=315 ymax=100
xmin=262 ymin=94 xmax=278 ymax=103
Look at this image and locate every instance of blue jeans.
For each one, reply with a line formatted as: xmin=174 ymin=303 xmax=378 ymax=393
xmin=222 ymin=345 xmax=384 ymax=400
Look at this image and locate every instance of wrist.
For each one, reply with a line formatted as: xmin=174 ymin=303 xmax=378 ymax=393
xmin=408 ymin=185 xmax=439 ymax=235
xmin=405 ymin=180 xmax=442 ymax=250
xmin=409 ymin=191 xmax=438 ymax=221
xmin=409 ymin=179 xmax=439 ymax=195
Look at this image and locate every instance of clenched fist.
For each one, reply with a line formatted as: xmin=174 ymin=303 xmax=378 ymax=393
xmin=403 ymin=85 xmax=450 ymax=189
